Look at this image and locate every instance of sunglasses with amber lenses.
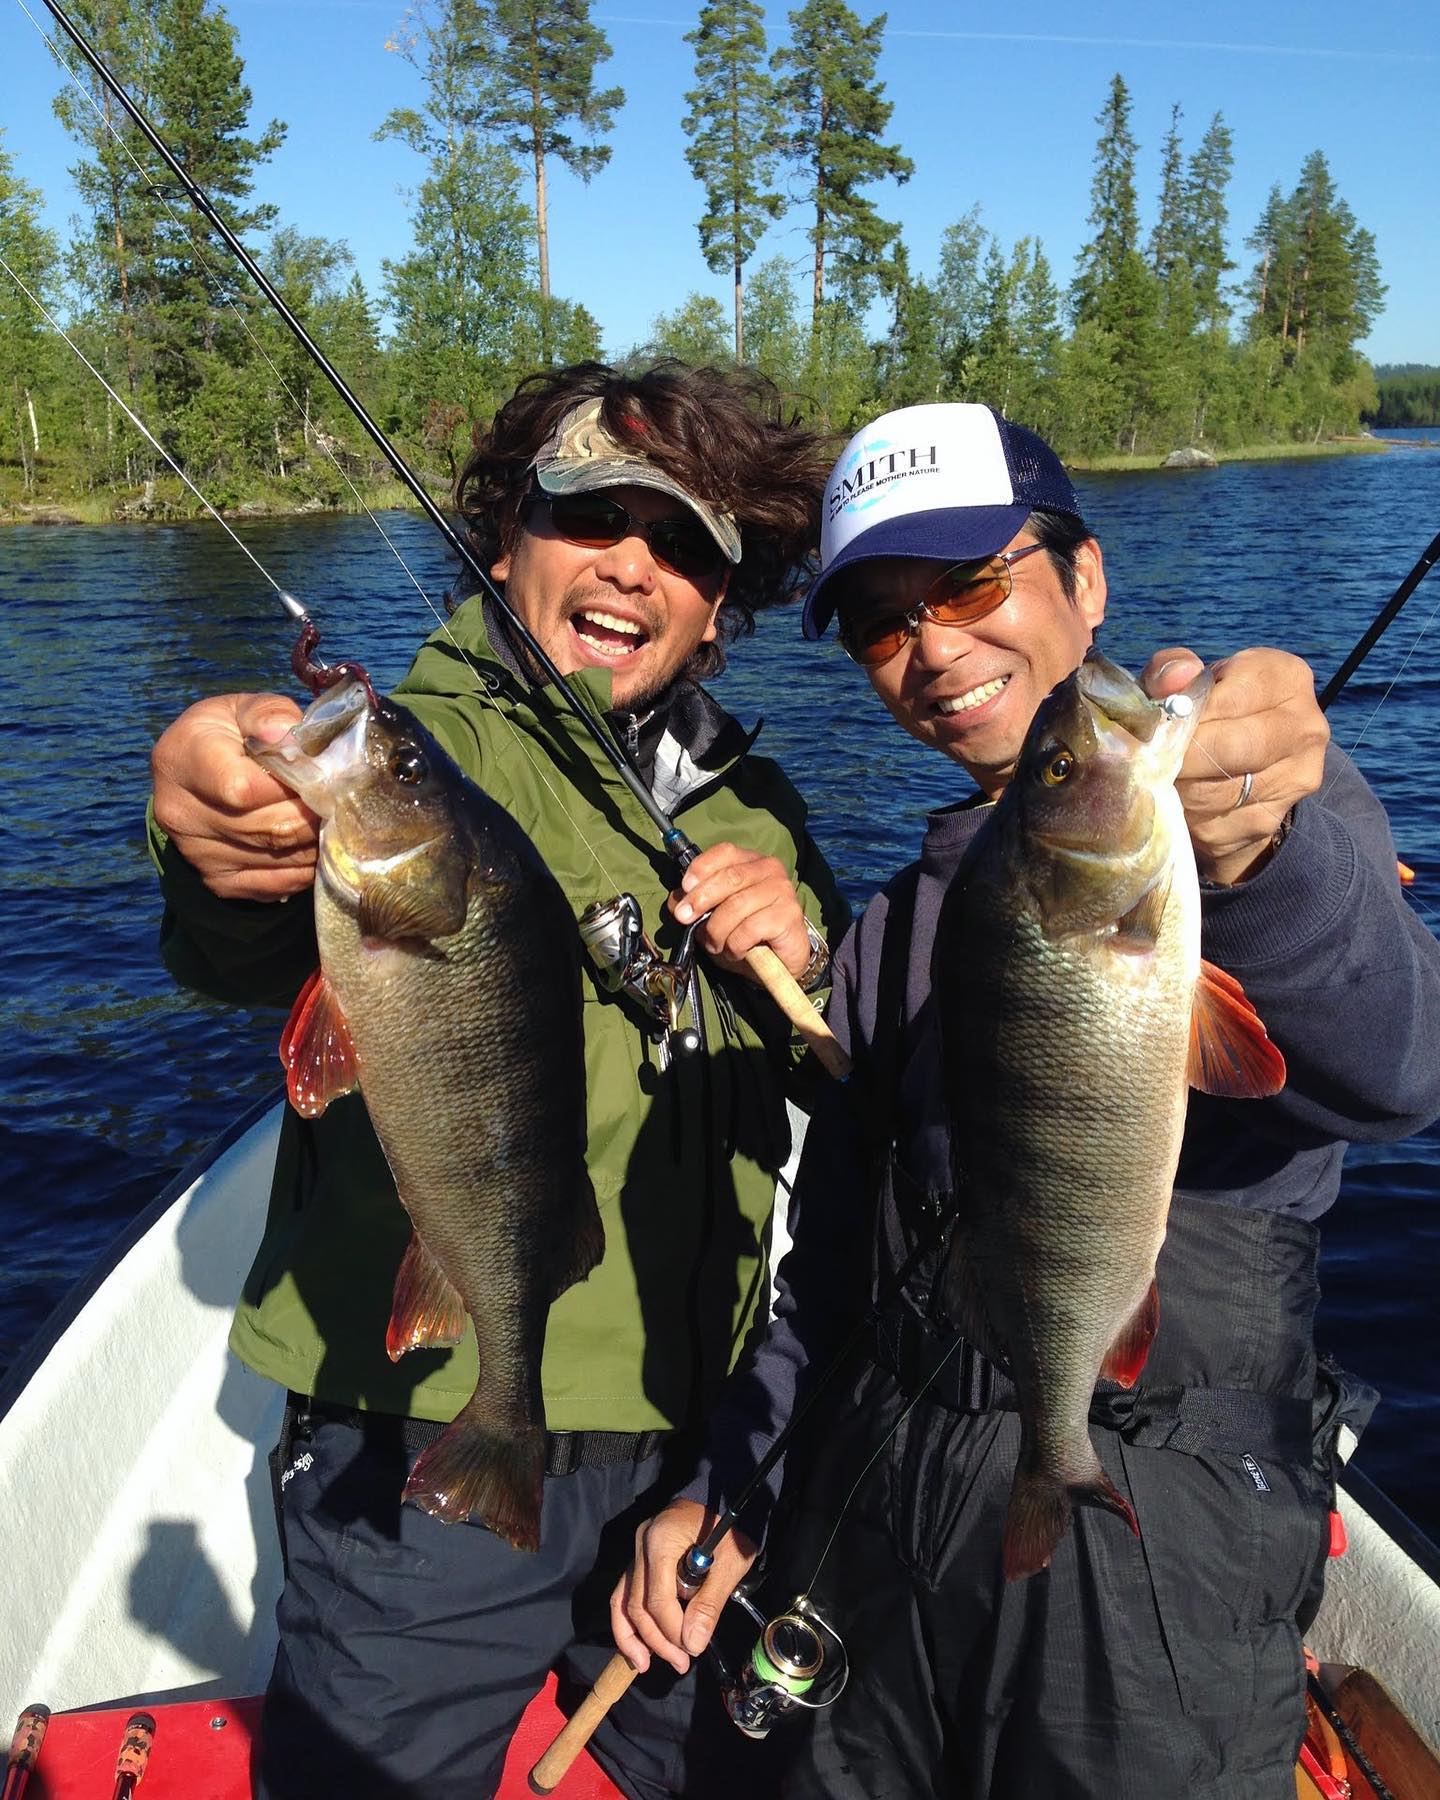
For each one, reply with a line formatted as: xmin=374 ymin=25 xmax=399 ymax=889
xmin=836 ymin=543 xmax=1050 ymax=668
xmin=527 ymin=488 xmax=728 ymax=584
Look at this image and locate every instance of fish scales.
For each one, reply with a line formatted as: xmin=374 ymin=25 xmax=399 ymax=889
xmin=314 ymin=820 xmax=576 ymax=1423
xmin=936 ymin=651 xmax=1212 ymax=1578
xmin=250 ymin=675 xmax=602 ymax=1551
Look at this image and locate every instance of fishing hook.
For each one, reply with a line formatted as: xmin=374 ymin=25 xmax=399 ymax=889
xmin=33 ymin=0 xmax=698 ymax=870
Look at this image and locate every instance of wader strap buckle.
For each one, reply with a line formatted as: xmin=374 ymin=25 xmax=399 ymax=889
xmin=1092 ymin=1384 xmax=1312 ymax=1460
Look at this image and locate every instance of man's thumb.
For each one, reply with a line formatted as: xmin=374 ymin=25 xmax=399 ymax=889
xmin=237 ymin=693 xmax=302 ymax=745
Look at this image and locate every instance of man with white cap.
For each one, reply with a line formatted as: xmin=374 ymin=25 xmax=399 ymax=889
xmin=614 ymin=403 xmax=1440 ymax=1796
xmin=148 ymin=360 xmax=849 ymax=1799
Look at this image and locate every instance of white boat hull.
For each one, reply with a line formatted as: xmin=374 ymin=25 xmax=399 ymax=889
xmin=0 ymin=1099 xmax=285 ymax=1711
xmin=1 ymin=1096 xmax=1435 ymax=1763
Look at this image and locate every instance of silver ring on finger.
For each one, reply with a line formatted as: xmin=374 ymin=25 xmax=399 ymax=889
xmin=1231 ymin=770 xmax=1254 ymax=811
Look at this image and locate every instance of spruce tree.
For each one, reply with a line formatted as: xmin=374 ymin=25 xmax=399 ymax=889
xmin=1183 ymin=113 xmax=1234 ymax=334
xmin=1070 ymin=74 xmax=1142 ymax=329
xmin=1244 ymin=183 xmax=1292 ymax=341
xmin=682 ymin=0 xmax=783 ymax=361
xmin=1013 ymin=242 xmax=1062 ymax=435
xmin=973 ymin=238 xmax=1023 ymax=417
xmin=875 ymin=242 xmax=943 ymax=407
xmin=471 ymin=0 xmax=623 ymax=355
xmin=1148 ymin=104 xmax=1186 ymax=282
xmin=771 ymin=0 xmax=912 ymax=328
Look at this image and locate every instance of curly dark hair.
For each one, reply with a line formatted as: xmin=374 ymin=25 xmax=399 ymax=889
xmin=454 ymin=361 xmax=835 ymax=679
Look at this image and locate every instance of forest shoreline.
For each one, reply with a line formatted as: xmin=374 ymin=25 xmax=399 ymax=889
xmin=0 ymin=437 xmax=1403 ymax=528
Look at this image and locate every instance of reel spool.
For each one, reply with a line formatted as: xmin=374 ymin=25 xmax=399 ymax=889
xmin=712 ymin=1593 xmax=848 ymax=1740
xmin=578 ymin=894 xmax=700 ymax=1052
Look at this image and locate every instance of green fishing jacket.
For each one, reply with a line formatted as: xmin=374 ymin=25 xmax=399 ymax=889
xmin=150 ymin=602 xmax=847 ymax=1432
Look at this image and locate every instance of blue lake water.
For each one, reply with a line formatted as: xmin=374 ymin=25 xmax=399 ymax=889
xmin=3 ymin=439 xmax=1439 ymax=1533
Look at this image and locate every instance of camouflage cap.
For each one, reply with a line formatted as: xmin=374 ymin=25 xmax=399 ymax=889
xmin=531 ymin=397 xmax=743 ymax=565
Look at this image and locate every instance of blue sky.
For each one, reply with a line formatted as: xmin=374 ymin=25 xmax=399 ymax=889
xmin=4 ymin=0 xmax=1436 ymax=366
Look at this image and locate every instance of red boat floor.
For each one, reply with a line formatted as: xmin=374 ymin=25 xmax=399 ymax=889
xmin=19 ymin=1677 xmax=623 ymax=1798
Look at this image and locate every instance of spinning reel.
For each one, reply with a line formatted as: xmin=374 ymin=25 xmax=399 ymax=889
xmin=578 ymin=893 xmax=703 ymax=1061
xmin=709 ymin=1591 xmax=848 ymax=1740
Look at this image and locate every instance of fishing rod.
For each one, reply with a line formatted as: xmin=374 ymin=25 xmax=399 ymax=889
xmin=537 ymin=527 xmax=1440 ymax=1777
xmin=531 ymin=1204 xmax=956 ymax=1788
xmin=34 ymin=0 xmax=682 ymax=864
xmin=1318 ymin=527 xmax=1440 ymax=713
xmin=31 ymin=0 xmax=850 ymax=1078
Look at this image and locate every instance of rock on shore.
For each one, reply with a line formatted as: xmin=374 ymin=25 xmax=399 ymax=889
xmin=1162 ymin=446 xmax=1219 ymax=469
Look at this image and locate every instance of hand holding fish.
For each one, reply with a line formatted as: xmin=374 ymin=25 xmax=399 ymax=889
xmin=670 ymin=843 xmax=819 ymax=985
xmin=151 ymin=693 xmax=319 ymax=901
xmin=1141 ymin=647 xmax=1330 ymax=885
xmin=610 ymin=1498 xmax=758 ymax=1675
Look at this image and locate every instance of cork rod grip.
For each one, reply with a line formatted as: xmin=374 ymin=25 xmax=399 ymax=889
xmin=743 ymin=946 xmax=851 ymax=1080
xmin=528 ymin=1654 xmax=638 ymax=1794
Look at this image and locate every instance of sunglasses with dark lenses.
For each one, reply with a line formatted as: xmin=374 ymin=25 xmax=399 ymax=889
xmin=529 ymin=489 xmax=728 ymax=584
xmin=836 ymin=542 xmax=1050 ymax=667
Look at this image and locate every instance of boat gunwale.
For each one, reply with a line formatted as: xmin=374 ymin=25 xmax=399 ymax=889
xmin=0 ymin=1085 xmax=283 ymax=1430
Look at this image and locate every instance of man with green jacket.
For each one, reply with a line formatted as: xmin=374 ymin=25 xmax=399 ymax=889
xmin=148 ymin=360 xmax=847 ymax=1800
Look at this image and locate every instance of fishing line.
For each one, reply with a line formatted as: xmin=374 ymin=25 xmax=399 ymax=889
xmin=14 ymin=0 xmax=445 ymax=621
xmin=0 ymin=260 xmax=625 ymax=896
xmin=29 ymin=0 xmax=708 ymax=877
xmin=1321 ymin=578 xmax=1440 ymax=795
xmin=803 ymin=1334 xmax=964 ymax=1593
xmin=0 ymin=248 xmax=296 ymax=602
xmin=1181 ymin=653 xmax=1440 ymax=936
xmin=8 ymin=0 xmax=633 ymax=895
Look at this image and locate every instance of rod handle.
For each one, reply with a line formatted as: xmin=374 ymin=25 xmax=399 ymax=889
xmin=528 ymin=1653 xmax=637 ymax=1793
xmin=743 ymin=946 xmax=851 ymax=1080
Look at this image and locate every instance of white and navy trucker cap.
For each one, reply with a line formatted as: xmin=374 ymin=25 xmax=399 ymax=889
xmin=802 ymin=403 xmax=1080 ymax=640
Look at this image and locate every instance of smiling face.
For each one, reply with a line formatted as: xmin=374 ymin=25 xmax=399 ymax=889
xmin=834 ymin=530 xmax=1108 ymax=798
xmin=490 ymin=483 xmax=729 ymax=712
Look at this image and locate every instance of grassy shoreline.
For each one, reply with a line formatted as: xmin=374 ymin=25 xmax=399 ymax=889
xmin=0 ymin=436 xmax=1403 ymax=525
xmin=1068 ymin=437 xmax=1392 ymax=473
xmin=0 ymin=476 xmax=430 ymax=528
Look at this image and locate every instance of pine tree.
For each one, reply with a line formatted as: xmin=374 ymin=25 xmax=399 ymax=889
xmin=471 ymin=0 xmax=623 ymax=355
xmin=145 ymin=0 xmax=285 ymax=430
xmin=682 ymin=0 xmax=783 ymax=362
xmin=50 ymin=0 xmax=155 ymax=408
xmin=771 ymin=0 xmax=912 ymax=328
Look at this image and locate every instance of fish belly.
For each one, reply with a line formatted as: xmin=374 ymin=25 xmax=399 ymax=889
xmin=941 ymin=845 xmax=1198 ymax=1572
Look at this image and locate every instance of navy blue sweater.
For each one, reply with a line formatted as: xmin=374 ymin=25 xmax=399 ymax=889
xmin=684 ymin=744 xmax=1440 ymax=1529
